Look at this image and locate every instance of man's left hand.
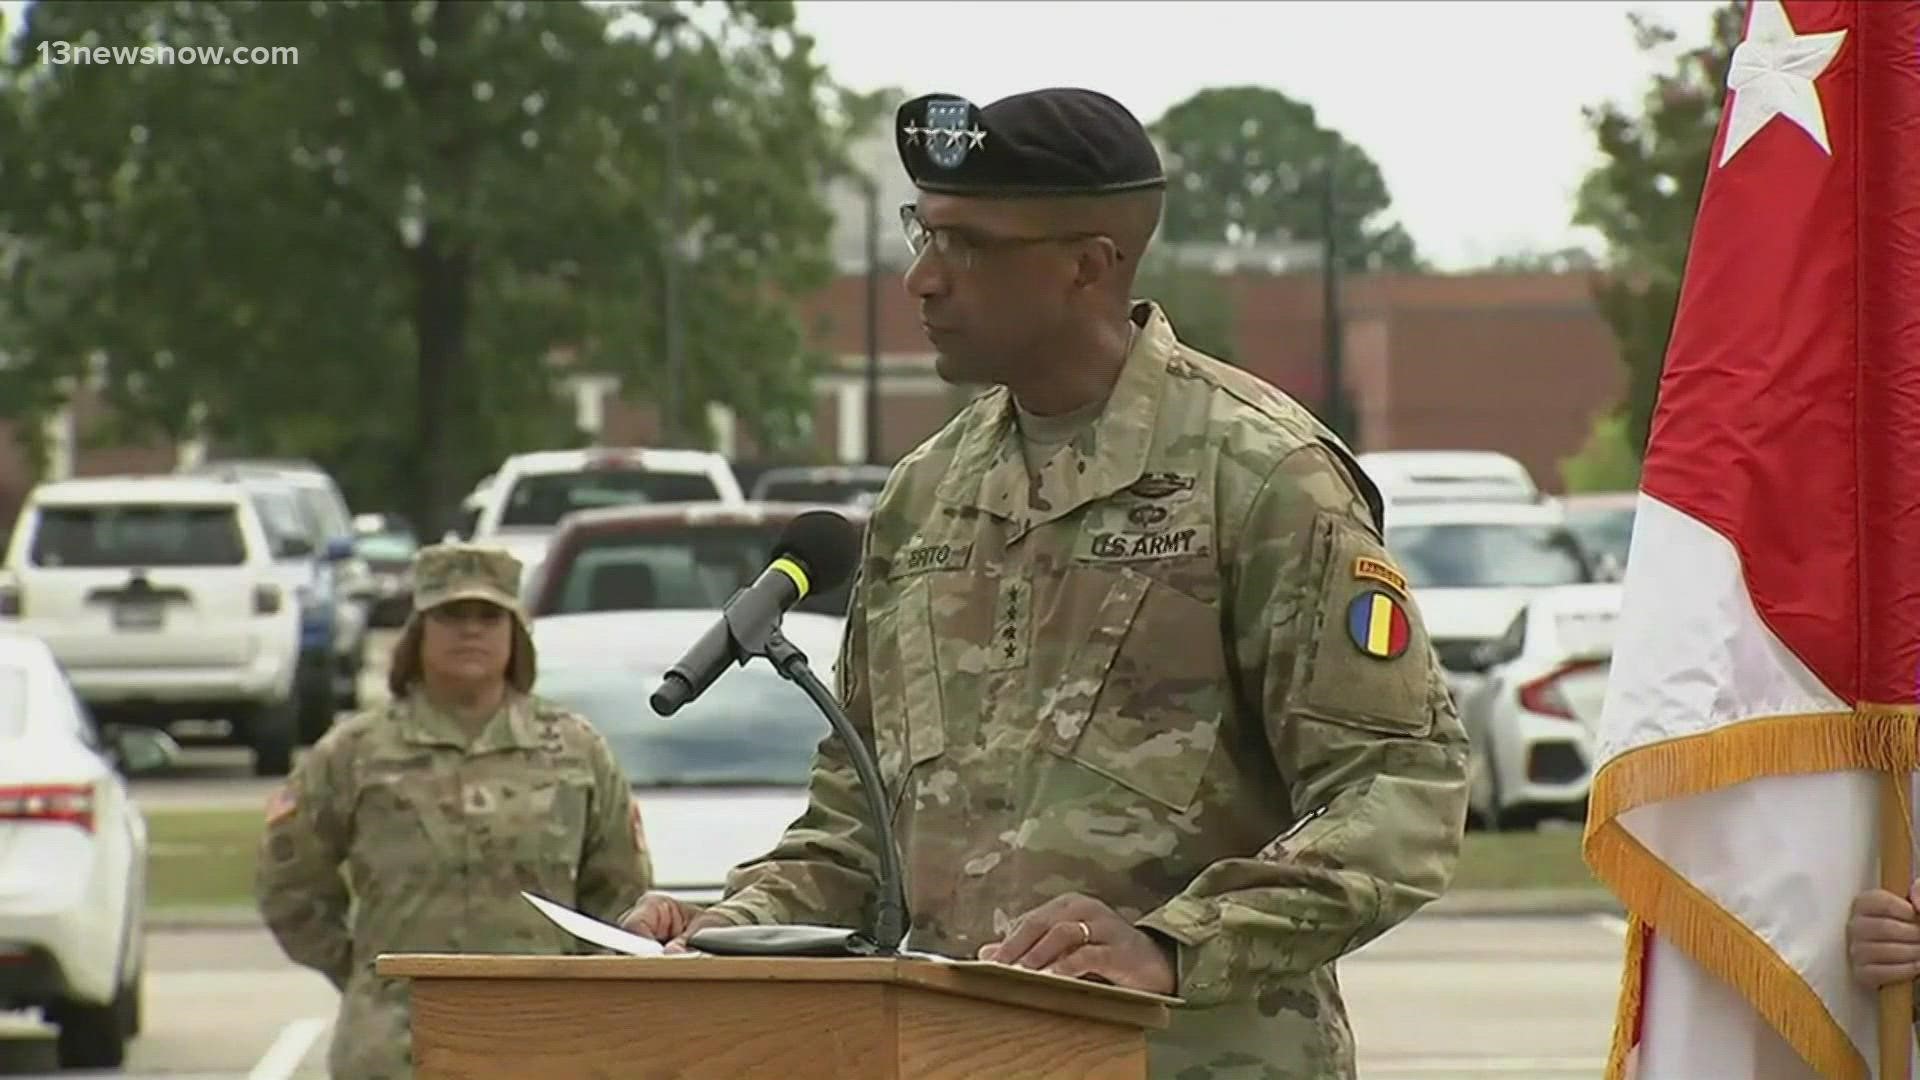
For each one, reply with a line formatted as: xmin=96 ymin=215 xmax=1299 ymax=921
xmin=977 ymin=892 xmax=1176 ymax=995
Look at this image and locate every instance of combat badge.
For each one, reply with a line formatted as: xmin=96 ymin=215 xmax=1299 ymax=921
xmin=1128 ymin=472 xmax=1195 ymax=500
xmin=1347 ymin=589 xmax=1411 ymax=660
xmin=1353 ymin=555 xmax=1408 ymax=596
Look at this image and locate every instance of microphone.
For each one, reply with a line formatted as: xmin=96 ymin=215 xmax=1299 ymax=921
xmin=645 ymin=508 xmax=912 ymax=957
xmin=648 ymin=510 xmax=861 ymax=718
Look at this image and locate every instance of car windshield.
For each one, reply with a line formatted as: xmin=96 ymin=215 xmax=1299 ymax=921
xmin=499 ymin=470 xmax=721 ymax=528
xmin=292 ymin=486 xmax=351 ymax=540
xmin=30 ymin=504 xmax=247 ymax=568
xmin=543 ymin=524 xmax=856 ymax=617
xmin=534 ymin=662 xmax=826 ymax=787
xmin=0 ymin=666 xmax=25 ymax=738
xmin=249 ymin=489 xmax=315 ymax=553
xmin=355 ymin=532 xmax=417 ymax=563
xmin=1388 ymin=522 xmax=1592 ymax=589
xmin=1564 ymin=506 xmax=1635 ymax=566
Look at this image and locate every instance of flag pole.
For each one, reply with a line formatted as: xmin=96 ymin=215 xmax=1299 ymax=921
xmin=1879 ymin=771 xmax=1912 ymax=1078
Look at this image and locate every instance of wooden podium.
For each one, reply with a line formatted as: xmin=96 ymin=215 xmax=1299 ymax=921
xmin=376 ymin=952 xmax=1173 ymax=1079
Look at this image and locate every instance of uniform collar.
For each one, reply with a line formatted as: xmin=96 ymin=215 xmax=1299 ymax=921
xmin=939 ymin=301 xmax=1172 ymax=540
xmin=398 ymin=691 xmax=542 ymax=753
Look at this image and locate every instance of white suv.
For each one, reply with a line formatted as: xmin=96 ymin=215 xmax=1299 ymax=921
xmin=466 ymin=447 xmax=743 ymax=583
xmin=0 ymin=476 xmax=302 ymax=775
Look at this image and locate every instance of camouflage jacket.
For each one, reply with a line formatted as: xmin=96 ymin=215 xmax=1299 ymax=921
xmin=255 ymin=692 xmax=652 ymax=1080
xmin=707 ymin=303 xmax=1470 ymax=1079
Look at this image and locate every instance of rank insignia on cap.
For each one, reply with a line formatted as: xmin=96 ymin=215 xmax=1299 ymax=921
xmin=1352 ymin=556 xmax=1408 ymax=596
xmin=1347 ymin=590 xmax=1411 ymax=660
xmin=923 ymin=98 xmax=977 ymax=169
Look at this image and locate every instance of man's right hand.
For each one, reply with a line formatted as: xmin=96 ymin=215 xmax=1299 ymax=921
xmin=1847 ymin=886 xmax=1920 ymax=989
xmin=617 ymin=892 xmax=731 ymax=952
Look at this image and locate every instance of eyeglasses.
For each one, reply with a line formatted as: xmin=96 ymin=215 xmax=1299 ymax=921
xmin=899 ymin=205 xmax=1110 ymax=271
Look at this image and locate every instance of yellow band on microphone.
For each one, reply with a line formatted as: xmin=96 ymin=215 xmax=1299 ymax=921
xmin=770 ymin=557 xmax=811 ymax=600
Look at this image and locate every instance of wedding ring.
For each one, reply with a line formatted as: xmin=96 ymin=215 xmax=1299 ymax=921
xmin=1075 ymin=920 xmax=1092 ymax=947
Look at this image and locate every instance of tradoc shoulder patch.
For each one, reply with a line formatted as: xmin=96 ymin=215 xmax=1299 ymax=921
xmin=265 ymin=785 xmax=296 ymax=824
xmin=1352 ymin=555 xmax=1408 ymax=596
xmin=1346 ymin=590 xmax=1412 ymax=660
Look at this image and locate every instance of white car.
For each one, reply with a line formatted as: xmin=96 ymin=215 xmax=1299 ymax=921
xmin=529 ymin=609 xmax=842 ymax=901
xmin=1359 ymin=450 xmax=1542 ymax=510
xmin=1456 ymin=584 xmax=1620 ymax=830
xmin=468 ymin=448 xmax=745 ymax=583
xmin=0 ymin=476 xmax=304 ymax=775
xmin=1384 ymin=499 xmax=1602 ymax=690
xmin=0 ymin=632 xmax=174 ymax=1069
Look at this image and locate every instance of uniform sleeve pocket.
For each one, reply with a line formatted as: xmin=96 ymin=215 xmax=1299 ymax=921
xmin=1290 ymin=513 xmax=1435 ymax=737
xmin=1046 ymin=567 xmax=1225 ymax=814
xmin=518 ymin=778 xmax=592 ymax=865
xmin=868 ymin=577 xmax=946 ymax=804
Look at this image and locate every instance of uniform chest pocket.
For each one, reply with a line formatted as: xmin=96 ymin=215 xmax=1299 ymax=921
xmin=499 ymin=777 xmax=592 ymax=867
xmin=354 ymin=774 xmax=453 ymax=868
xmin=1043 ymin=567 xmax=1226 ymax=814
xmin=867 ymin=576 xmax=948 ymax=812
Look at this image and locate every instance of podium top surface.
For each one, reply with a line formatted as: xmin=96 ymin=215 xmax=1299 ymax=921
xmin=377 ymin=953 xmax=1173 ymax=1031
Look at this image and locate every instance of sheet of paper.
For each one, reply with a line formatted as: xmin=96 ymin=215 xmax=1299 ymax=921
xmin=521 ymin=891 xmax=666 ymax=957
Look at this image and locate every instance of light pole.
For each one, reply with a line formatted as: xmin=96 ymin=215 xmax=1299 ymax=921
xmin=660 ymin=12 xmax=685 ymax=447
xmin=863 ymin=176 xmax=882 ymax=465
xmin=1320 ymin=154 xmax=1349 ymax=443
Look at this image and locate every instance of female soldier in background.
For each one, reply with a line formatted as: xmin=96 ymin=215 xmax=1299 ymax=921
xmin=256 ymin=542 xmax=652 ymax=1079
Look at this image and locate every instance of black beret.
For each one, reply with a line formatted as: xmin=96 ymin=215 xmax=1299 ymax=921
xmin=896 ymin=88 xmax=1166 ymax=198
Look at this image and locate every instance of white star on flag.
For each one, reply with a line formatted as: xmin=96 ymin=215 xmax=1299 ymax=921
xmin=1718 ymin=0 xmax=1847 ymax=167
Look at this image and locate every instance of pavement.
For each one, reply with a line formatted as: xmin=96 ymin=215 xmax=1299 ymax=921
xmin=0 ymin=914 xmax=1629 ymax=1079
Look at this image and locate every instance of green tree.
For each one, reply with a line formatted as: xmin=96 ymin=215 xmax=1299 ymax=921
xmin=0 ymin=0 xmax=848 ymax=534
xmin=1150 ymin=85 xmax=1419 ymax=272
xmin=1560 ymin=410 xmax=1643 ymax=493
xmin=1573 ymin=2 xmax=1745 ymax=461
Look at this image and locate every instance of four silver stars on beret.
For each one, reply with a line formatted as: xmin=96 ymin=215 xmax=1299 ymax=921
xmin=902 ymin=123 xmax=987 ymax=149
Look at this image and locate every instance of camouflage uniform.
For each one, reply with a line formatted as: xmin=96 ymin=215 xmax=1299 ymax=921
xmin=704 ymin=304 xmax=1469 ymax=1079
xmin=255 ymin=545 xmax=652 ymax=1080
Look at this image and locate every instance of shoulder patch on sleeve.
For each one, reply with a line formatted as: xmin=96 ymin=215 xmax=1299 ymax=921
xmin=265 ymin=784 xmax=296 ymax=824
xmin=1345 ymin=590 xmax=1412 ymax=659
xmin=1291 ymin=513 xmax=1434 ymax=736
xmin=1352 ymin=555 xmax=1407 ymax=596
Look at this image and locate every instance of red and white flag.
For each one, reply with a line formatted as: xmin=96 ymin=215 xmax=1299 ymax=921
xmin=1582 ymin=1 xmax=1920 ymax=1077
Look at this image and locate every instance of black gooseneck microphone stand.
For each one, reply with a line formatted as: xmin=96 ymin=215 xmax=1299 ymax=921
xmin=682 ymin=618 xmax=910 ymax=957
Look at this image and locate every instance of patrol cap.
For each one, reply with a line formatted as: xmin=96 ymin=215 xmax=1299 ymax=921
xmin=410 ymin=542 xmax=526 ymax=622
xmin=896 ymin=87 xmax=1166 ymax=198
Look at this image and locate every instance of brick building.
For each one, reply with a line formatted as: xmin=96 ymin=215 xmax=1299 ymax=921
xmin=602 ymin=266 xmax=1625 ymax=493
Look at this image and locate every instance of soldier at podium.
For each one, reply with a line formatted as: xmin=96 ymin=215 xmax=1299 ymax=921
xmin=257 ymin=544 xmax=655 ymax=1079
xmin=623 ymin=87 xmax=1470 ymax=1079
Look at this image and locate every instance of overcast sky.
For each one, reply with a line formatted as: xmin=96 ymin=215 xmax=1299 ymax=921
xmin=1 ymin=0 xmax=1725 ymax=271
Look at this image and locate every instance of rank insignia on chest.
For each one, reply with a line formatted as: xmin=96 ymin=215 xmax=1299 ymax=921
xmin=1347 ymin=590 xmax=1411 ymax=660
xmin=1352 ymin=555 xmax=1408 ymax=596
xmin=464 ymin=785 xmax=497 ymax=815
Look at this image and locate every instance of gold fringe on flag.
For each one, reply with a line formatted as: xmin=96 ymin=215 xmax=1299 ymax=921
xmin=1582 ymin=705 xmax=1920 ymax=1080
xmin=1606 ymin=913 xmax=1648 ymax=1077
